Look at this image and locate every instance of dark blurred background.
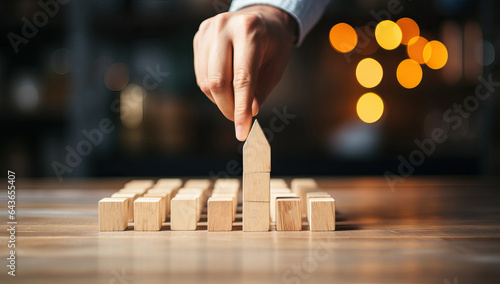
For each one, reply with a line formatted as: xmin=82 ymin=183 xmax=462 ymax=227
xmin=0 ymin=0 xmax=498 ymax=179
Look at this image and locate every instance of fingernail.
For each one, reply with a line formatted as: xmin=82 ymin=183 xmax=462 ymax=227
xmin=236 ymin=125 xmax=246 ymax=141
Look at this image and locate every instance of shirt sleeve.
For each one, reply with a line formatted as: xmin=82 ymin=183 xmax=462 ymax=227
xmin=229 ymin=0 xmax=331 ymax=46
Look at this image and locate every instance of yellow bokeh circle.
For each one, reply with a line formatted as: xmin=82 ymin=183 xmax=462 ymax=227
xmin=356 ymin=92 xmax=384 ymax=123
xmin=329 ymin=23 xmax=358 ymax=53
xmin=397 ymin=59 xmax=423 ymax=89
xmin=423 ymin=40 xmax=448 ymax=69
xmin=356 ymin=58 xmax=383 ymax=88
xmin=375 ymin=20 xmax=402 ymax=50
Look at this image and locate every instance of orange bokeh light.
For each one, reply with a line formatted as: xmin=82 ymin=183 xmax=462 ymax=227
xmin=397 ymin=59 xmax=423 ymax=89
xmin=407 ymin=36 xmax=429 ymax=64
xmin=396 ymin=18 xmax=420 ymax=45
xmin=423 ymin=40 xmax=448 ymax=69
xmin=329 ymin=23 xmax=358 ymax=53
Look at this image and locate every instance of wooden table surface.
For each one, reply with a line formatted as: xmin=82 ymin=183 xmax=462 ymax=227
xmin=1 ymin=177 xmax=500 ymax=284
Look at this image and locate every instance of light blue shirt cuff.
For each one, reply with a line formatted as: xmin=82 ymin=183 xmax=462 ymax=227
xmin=229 ymin=0 xmax=330 ymax=46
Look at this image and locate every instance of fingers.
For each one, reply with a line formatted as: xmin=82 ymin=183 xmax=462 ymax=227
xmin=193 ymin=22 xmax=215 ymax=104
xmin=232 ymin=38 xmax=261 ymax=141
xmin=208 ymin=37 xmax=235 ymax=121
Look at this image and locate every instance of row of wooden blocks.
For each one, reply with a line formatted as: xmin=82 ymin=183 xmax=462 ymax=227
xmin=98 ymin=178 xmax=335 ymax=232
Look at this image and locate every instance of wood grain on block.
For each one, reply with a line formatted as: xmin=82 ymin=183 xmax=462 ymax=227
xmin=184 ymin=179 xmax=211 ymax=190
xmin=270 ymin=179 xmax=288 ymax=189
xmin=308 ymin=198 xmax=335 ymax=231
xmin=124 ymin=180 xmax=154 ymax=189
xmin=243 ymin=201 xmax=270 ymax=232
xmin=98 ymin=198 xmax=128 ymax=231
xmin=243 ymin=172 xmax=270 ymax=202
xmin=207 ymin=198 xmax=233 ymax=231
xmin=243 ymin=120 xmax=270 ymax=173
xmin=270 ymin=192 xmax=298 ymax=223
xmin=143 ymin=192 xmax=170 ymax=221
xmin=276 ymin=197 xmax=302 ymax=231
xmin=170 ymin=197 xmax=198 ymax=231
xmin=134 ymin=197 xmax=163 ymax=231
xmin=211 ymin=193 xmax=237 ymax=221
xmin=111 ymin=192 xmax=140 ymax=222
xmin=175 ymin=193 xmax=202 ymax=221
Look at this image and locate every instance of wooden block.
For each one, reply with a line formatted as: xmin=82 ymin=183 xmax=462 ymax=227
xmin=143 ymin=192 xmax=170 ymax=221
xmin=243 ymin=172 xmax=270 ymax=201
xmin=98 ymin=198 xmax=128 ymax=231
xmin=170 ymin=197 xmax=198 ymax=231
xmin=211 ymin=193 xmax=237 ymax=221
xmin=270 ymin=192 xmax=298 ymax=223
xmin=243 ymin=120 xmax=270 ymax=173
xmin=276 ymin=197 xmax=302 ymax=231
xmin=291 ymin=178 xmax=318 ymax=193
xmin=243 ymin=201 xmax=269 ymax=232
xmin=270 ymin=179 xmax=288 ymax=189
xmin=134 ymin=197 xmax=162 ymax=231
xmin=154 ymin=178 xmax=183 ymax=189
xmin=124 ymin=180 xmax=154 ymax=189
xmin=207 ymin=198 xmax=233 ymax=231
xmin=270 ymin=188 xmax=292 ymax=193
xmin=308 ymin=198 xmax=335 ymax=231
xmin=291 ymin=178 xmax=319 ymax=215
xmin=214 ymin=179 xmax=240 ymax=191
xmin=184 ymin=179 xmax=211 ymax=190
xmin=118 ymin=187 xmax=148 ymax=195
xmin=306 ymin=192 xmax=331 ymax=206
xmin=111 ymin=192 xmax=140 ymax=222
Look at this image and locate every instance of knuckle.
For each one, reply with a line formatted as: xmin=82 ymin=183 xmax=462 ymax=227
xmin=208 ymin=75 xmax=227 ymax=92
xmin=233 ymin=69 xmax=252 ymax=90
xmin=197 ymin=80 xmax=210 ymax=94
xmin=237 ymin=14 xmax=263 ymax=34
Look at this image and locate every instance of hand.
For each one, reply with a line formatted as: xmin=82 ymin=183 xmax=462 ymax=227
xmin=193 ymin=5 xmax=297 ymax=141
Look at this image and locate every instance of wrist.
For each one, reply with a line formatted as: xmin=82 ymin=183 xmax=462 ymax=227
xmin=239 ymin=5 xmax=298 ymax=44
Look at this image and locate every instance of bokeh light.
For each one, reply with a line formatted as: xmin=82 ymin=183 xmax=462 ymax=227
xmin=356 ymin=92 xmax=384 ymax=123
xmin=397 ymin=59 xmax=423 ymax=89
xmin=407 ymin=36 xmax=429 ymax=64
xmin=396 ymin=18 xmax=420 ymax=45
xmin=104 ymin=62 xmax=130 ymax=91
xmin=375 ymin=20 xmax=402 ymax=50
xmin=423 ymin=40 xmax=448 ymax=69
xmin=356 ymin=58 xmax=383 ymax=88
xmin=329 ymin=23 xmax=358 ymax=53
xmin=475 ymin=40 xmax=496 ymax=66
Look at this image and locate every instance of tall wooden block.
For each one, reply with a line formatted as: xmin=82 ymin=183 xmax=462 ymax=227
xmin=170 ymin=197 xmax=198 ymax=231
xmin=276 ymin=197 xmax=302 ymax=231
xmin=143 ymin=192 xmax=170 ymax=221
xmin=243 ymin=201 xmax=270 ymax=232
xmin=111 ymin=192 xmax=140 ymax=222
xmin=207 ymin=198 xmax=233 ymax=231
xmin=99 ymin=198 xmax=128 ymax=231
xmin=243 ymin=120 xmax=271 ymax=173
xmin=270 ymin=192 xmax=298 ymax=223
xmin=308 ymin=198 xmax=335 ymax=231
xmin=134 ymin=197 xmax=162 ymax=231
xmin=243 ymin=172 xmax=270 ymax=201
